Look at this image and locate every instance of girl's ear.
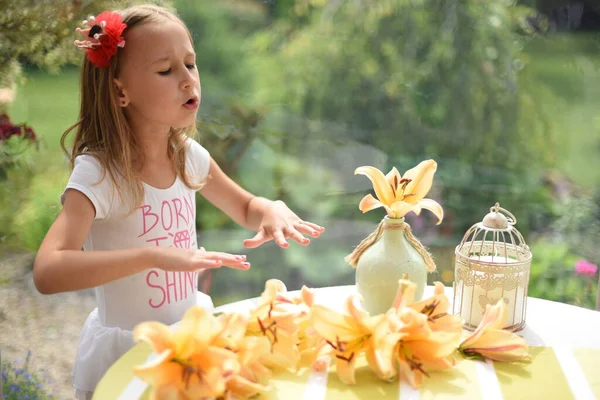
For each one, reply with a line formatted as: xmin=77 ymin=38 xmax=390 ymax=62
xmin=113 ymin=78 xmax=130 ymax=107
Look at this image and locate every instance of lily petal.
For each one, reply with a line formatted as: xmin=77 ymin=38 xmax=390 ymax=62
xmin=462 ymin=330 xmax=530 ymax=362
xmin=386 ymin=167 xmax=403 ymax=201
xmin=366 ymin=326 xmax=400 ymax=381
xmin=227 ymin=374 xmax=269 ymax=398
xmin=405 ymin=330 xmax=462 ymax=360
xmin=355 ymin=166 xmax=395 ymax=206
xmin=300 ymin=286 xmax=315 ymax=307
xmin=397 ymin=355 xmax=425 ymax=389
xmin=174 ymin=307 xmax=221 ymax=358
xmin=133 ymin=322 xmax=175 ymax=354
xmin=392 ymin=278 xmax=416 ymax=310
xmin=415 ymin=198 xmax=444 ymax=225
xmin=335 ymin=353 xmax=358 ymax=385
xmin=310 ymin=304 xmax=360 ymax=342
xmin=358 ymin=194 xmax=385 ymax=213
xmin=422 ymin=355 xmax=456 ymax=371
xmin=238 ymin=336 xmax=271 ymax=366
xmin=345 ymin=295 xmax=381 ymax=333
xmin=134 ymin=349 xmax=181 ymax=386
xmin=460 ymin=300 xmax=507 ymax=348
xmin=460 ymin=300 xmax=530 ymax=363
xmin=183 ymin=366 xmax=228 ymax=399
xmin=389 ymin=201 xmax=417 ymax=219
xmin=260 ymin=329 xmax=301 ymax=369
xmin=402 ymin=160 xmax=437 ymax=204
xmin=261 ymin=279 xmax=288 ymax=303
xmin=194 ymin=346 xmax=240 ymax=375
xmin=151 ymin=385 xmax=184 ymax=400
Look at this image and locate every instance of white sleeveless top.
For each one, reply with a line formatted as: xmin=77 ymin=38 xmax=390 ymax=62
xmin=63 ymin=139 xmax=214 ymax=393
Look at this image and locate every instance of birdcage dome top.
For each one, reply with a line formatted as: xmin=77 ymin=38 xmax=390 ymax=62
xmin=455 ymin=203 xmax=532 ymax=264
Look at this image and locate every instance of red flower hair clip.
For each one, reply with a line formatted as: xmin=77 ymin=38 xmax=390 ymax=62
xmin=74 ymin=11 xmax=127 ymax=68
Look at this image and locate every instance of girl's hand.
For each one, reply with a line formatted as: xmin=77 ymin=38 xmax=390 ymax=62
xmin=151 ymin=247 xmax=250 ymax=271
xmin=243 ymin=200 xmax=325 ymax=249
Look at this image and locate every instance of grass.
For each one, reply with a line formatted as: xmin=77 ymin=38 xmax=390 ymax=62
xmin=8 ymin=67 xmax=80 ymax=154
xmin=523 ymin=33 xmax=600 ymax=188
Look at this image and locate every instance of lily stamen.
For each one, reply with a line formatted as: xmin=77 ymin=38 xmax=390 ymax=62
xmin=335 ymin=352 xmax=355 ymax=363
xmin=181 ymin=364 xmax=204 ymax=390
xmin=257 ymin=317 xmax=278 ymax=344
xmin=336 ymin=336 xmax=347 ymax=352
xmin=420 ymin=300 xmax=440 ymax=316
xmin=406 ymin=355 xmax=429 ymax=378
xmin=402 ymin=193 xmax=416 ymax=201
xmin=325 ymin=339 xmax=338 ymax=350
xmin=391 ymin=175 xmax=398 ymax=197
xmin=428 ymin=312 xmax=447 ymax=323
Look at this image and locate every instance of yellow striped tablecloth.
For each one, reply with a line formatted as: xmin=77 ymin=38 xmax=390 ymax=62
xmin=94 ymin=286 xmax=600 ymax=400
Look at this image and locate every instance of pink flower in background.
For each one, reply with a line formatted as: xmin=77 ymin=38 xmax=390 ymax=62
xmin=574 ymin=260 xmax=598 ymax=277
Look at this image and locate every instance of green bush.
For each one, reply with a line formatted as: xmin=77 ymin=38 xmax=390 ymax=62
xmin=553 ymin=189 xmax=600 ymax=267
xmin=0 ymin=114 xmax=39 ymax=248
xmin=248 ymin=0 xmax=559 ymax=236
xmin=11 ymin=163 xmax=67 ymax=252
xmin=528 ymin=238 xmax=597 ymax=309
xmin=2 ymin=351 xmax=54 ymax=400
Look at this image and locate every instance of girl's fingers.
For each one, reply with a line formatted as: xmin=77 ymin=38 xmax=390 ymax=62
xmin=243 ymin=229 xmax=268 ymax=249
xmin=285 ymin=227 xmax=310 ymax=246
xmin=220 ymin=261 xmax=251 ymax=271
xmin=294 ymin=223 xmax=321 ymax=238
xmin=194 ymin=259 xmax=223 ymax=269
xmin=192 ymin=249 xmax=249 ymax=270
xmin=299 ymin=220 xmax=325 ymax=232
xmin=209 ymin=252 xmax=247 ymax=262
xmin=272 ymin=230 xmax=289 ymax=248
xmin=193 ymin=258 xmax=250 ymax=271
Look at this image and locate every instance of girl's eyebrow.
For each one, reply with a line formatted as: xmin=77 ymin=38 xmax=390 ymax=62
xmin=150 ymin=56 xmax=170 ymax=65
xmin=149 ymin=52 xmax=196 ymax=66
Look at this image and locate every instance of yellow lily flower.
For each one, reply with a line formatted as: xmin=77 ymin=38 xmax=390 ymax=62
xmin=394 ymin=280 xmax=463 ymax=334
xmin=216 ymin=313 xmax=272 ymax=399
xmin=390 ymin=279 xmax=463 ymax=388
xmin=354 ymin=160 xmax=444 ymax=223
xmin=133 ymin=306 xmax=240 ymax=400
xmin=310 ymin=295 xmax=400 ymax=384
xmin=272 ymin=285 xmax=324 ymax=361
xmin=245 ymin=279 xmax=307 ymax=370
xmin=459 ymin=300 xmax=531 ymax=362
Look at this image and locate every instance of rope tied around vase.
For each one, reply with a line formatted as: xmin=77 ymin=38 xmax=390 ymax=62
xmin=344 ymin=219 xmax=437 ymax=272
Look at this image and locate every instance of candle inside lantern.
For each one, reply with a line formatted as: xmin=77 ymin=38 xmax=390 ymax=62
xmin=458 ymin=255 xmax=527 ymax=330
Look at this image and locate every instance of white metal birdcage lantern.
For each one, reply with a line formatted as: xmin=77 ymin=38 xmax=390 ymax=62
xmin=453 ymin=203 xmax=532 ymax=331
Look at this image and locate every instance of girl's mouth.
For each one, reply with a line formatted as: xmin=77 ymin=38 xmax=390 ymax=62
xmin=183 ymin=97 xmax=199 ymax=110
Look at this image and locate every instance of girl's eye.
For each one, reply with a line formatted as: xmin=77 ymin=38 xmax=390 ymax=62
xmin=186 ymin=64 xmax=196 ymax=70
xmin=158 ymin=68 xmax=172 ymax=76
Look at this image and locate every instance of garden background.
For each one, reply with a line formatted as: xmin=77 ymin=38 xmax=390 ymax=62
xmin=1 ymin=0 xmax=599 ymax=398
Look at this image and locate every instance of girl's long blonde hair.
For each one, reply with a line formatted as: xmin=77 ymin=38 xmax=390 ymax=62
xmin=61 ymin=5 xmax=202 ymax=211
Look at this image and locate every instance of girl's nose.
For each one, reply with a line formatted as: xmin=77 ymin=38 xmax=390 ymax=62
xmin=180 ymin=69 xmax=196 ymax=90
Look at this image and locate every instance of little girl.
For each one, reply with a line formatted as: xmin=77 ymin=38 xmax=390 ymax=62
xmin=32 ymin=5 xmax=324 ymax=399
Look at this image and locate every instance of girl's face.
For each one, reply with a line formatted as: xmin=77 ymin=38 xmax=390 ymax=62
xmin=114 ymin=19 xmax=200 ymax=133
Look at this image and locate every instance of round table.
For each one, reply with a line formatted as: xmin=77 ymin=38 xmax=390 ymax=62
xmin=93 ymin=285 xmax=600 ymax=400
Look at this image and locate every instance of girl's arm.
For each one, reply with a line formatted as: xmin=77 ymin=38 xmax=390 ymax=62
xmin=33 ymin=189 xmax=249 ymax=295
xmin=199 ymin=158 xmax=325 ymax=249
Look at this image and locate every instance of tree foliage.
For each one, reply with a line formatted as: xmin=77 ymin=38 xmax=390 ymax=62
xmin=249 ymin=0 xmax=558 ymax=234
